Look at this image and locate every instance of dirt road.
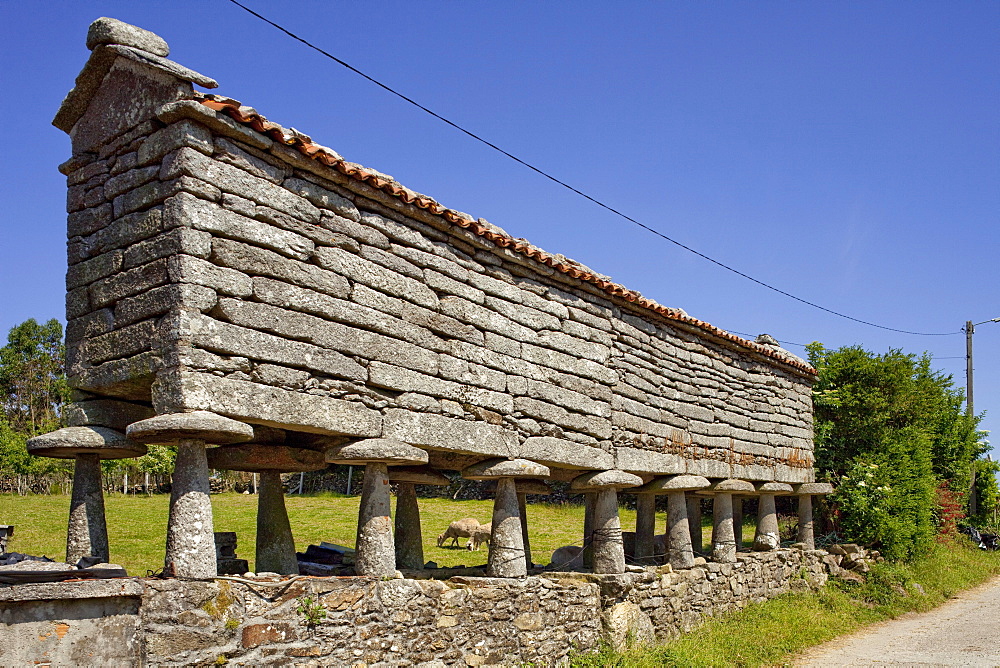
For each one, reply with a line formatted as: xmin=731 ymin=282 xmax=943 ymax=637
xmin=795 ymin=575 xmax=1000 ymax=667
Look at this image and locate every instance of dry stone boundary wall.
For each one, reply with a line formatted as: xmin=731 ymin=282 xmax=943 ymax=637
xmin=0 ymin=548 xmax=835 ymax=666
xmin=62 ymin=58 xmax=815 ymax=482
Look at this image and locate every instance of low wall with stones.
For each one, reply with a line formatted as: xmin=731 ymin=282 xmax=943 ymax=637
xmin=0 ymin=548 xmax=837 ymax=666
xmin=57 ymin=24 xmax=816 ymax=483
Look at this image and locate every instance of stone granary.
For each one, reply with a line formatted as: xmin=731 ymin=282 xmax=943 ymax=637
xmin=32 ymin=18 xmax=831 ymax=579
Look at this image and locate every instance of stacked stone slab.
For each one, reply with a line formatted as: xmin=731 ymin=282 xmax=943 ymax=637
xmin=213 ymin=531 xmax=248 ymax=575
xmin=42 ymin=17 xmax=828 ymax=580
xmin=26 ymin=426 xmax=145 ymax=563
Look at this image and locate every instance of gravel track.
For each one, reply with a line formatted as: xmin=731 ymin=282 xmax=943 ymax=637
xmin=794 ymin=575 xmax=1000 ymax=667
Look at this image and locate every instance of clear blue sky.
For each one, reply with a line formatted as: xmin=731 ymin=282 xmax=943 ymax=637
xmin=0 ymin=2 xmax=997 ymax=452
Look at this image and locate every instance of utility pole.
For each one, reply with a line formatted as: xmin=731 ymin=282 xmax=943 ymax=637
xmin=964 ymin=318 xmax=1000 ymax=519
xmin=966 ymin=320 xmax=975 ymax=417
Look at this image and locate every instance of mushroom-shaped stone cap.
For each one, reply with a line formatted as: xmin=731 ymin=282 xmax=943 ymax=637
xmin=26 ymin=426 xmax=146 ymax=460
xmin=570 ymin=470 xmax=643 ymax=491
xmin=389 ymin=466 xmax=450 ymax=486
xmin=127 ymin=411 xmax=254 ymax=446
xmin=794 ymin=482 xmax=834 ymax=495
xmin=325 ymin=438 xmax=428 ymax=466
xmin=756 ymin=482 xmax=795 ymax=493
xmin=462 ymin=458 xmax=550 ymax=480
xmin=87 ymin=18 xmax=170 ymax=57
xmin=695 ymin=478 xmax=758 ymax=495
xmin=207 ymin=444 xmax=326 ymax=473
xmin=635 ymin=474 xmax=711 ymax=494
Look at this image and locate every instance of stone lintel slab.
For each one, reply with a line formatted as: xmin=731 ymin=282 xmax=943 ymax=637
xmin=519 ymin=436 xmax=613 ymax=471
xmin=685 ymin=458 xmax=733 ymax=479
xmin=382 ymin=409 xmax=518 ymax=459
xmin=614 ymin=447 xmax=685 ymax=475
xmin=389 ymin=466 xmax=450 ymax=486
xmin=0 ymin=578 xmax=144 ymax=604
xmin=156 ymin=371 xmax=382 ymax=438
xmin=65 ymin=399 xmax=155 ymax=431
xmin=207 ymin=443 xmax=326 ymax=473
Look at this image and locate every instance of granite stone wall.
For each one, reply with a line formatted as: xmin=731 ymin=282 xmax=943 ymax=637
xmin=0 ymin=549 xmax=836 ymax=666
xmin=57 ymin=35 xmax=816 ymax=483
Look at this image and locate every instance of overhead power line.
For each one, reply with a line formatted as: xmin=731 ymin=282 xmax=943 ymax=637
xmin=225 ymin=0 xmax=962 ymax=338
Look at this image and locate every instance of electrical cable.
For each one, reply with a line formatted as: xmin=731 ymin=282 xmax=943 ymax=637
xmin=224 ymin=0 xmax=963 ymax=338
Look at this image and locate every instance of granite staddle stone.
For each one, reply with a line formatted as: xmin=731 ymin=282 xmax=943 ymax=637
xmin=27 ymin=426 xmax=145 ymax=564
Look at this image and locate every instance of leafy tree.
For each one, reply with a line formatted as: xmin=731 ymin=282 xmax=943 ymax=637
xmin=0 ymin=318 xmax=69 ymax=435
xmin=807 ymin=343 xmax=985 ymax=560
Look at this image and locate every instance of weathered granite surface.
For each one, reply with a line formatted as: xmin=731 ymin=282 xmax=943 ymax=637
xmin=0 ymin=548 xmax=836 ymax=666
xmin=55 ymin=19 xmax=815 ymax=483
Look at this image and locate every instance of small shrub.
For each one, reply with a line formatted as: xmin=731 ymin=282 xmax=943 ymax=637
xmin=296 ymin=595 xmax=327 ymax=628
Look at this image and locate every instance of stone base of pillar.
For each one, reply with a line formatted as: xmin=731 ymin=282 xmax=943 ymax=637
xmin=67 ymin=453 xmax=109 ymax=564
xmin=165 ymin=439 xmax=217 ymax=578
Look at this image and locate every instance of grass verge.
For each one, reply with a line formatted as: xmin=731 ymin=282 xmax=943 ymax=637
xmin=570 ymin=538 xmax=1000 ymax=668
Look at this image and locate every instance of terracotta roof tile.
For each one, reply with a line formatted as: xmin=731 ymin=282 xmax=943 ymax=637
xmin=195 ymin=93 xmax=816 ymax=377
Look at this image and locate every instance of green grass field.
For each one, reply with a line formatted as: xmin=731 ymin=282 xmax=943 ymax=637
xmin=1 ymin=491 xmax=713 ymax=573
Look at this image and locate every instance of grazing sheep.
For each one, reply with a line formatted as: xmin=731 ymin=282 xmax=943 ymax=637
xmin=549 ymin=545 xmax=584 ymax=570
xmin=436 ymin=518 xmax=481 ymax=548
xmin=466 ymin=523 xmax=492 ymax=551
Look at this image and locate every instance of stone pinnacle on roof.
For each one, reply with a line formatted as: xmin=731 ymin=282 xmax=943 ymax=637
xmin=87 ymin=17 xmax=170 ymax=56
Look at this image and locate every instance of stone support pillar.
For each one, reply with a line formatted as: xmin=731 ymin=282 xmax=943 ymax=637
xmin=570 ymin=470 xmax=642 ymax=574
xmin=705 ymin=479 xmax=754 ymax=564
xmin=632 ymin=475 xmax=709 ymax=570
xmin=27 ymin=426 xmax=146 ymax=566
xmin=327 ymin=439 xmax=429 ymax=577
xmin=208 ymin=442 xmax=326 ymax=576
xmin=583 ymin=493 xmax=596 ymax=569
xmin=463 ymin=458 xmax=550 ymax=579
xmin=753 ymin=482 xmax=793 ymax=552
xmin=667 ymin=491 xmax=695 ymax=570
xmin=167 ymin=438 xmax=217 ymax=577
xmin=687 ymin=495 xmax=702 ymax=554
xmin=711 ymin=492 xmax=736 ymax=563
xmin=67 ymin=453 xmax=108 ymax=564
xmin=794 ymin=483 xmax=834 ymax=550
xmin=733 ymin=496 xmax=744 ymax=550
xmin=394 ymin=483 xmax=422 ymax=570
xmin=489 ymin=477 xmax=525 ymax=577
xmin=128 ymin=411 xmax=254 ymax=578
xmin=356 ymin=462 xmax=394 ymax=576
xmin=256 ymin=470 xmax=297 ymax=574
xmin=389 ymin=467 xmax=448 ymax=571
xmin=517 ymin=493 xmax=532 ymax=569
xmin=634 ymin=493 xmax=657 ymax=563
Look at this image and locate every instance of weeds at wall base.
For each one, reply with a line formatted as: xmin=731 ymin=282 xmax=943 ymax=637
xmin=570 ymin=539 xmax=1000 ymax=667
